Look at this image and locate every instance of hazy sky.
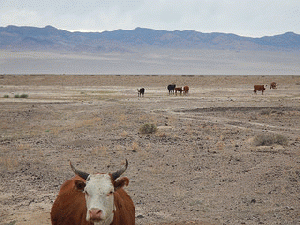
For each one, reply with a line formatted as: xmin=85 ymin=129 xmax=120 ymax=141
xmin=1 ymin=0 xmax=300 ymax=37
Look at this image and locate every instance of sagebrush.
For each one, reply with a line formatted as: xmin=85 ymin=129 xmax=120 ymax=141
xmin=139 ymin=123 xmax=157 ymax=134
xmin=254 ymin=134 xmax=288 ymax=146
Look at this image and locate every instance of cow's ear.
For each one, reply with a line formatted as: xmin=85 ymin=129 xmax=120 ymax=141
xmin=114 ymin=177 xmax=129 ymax=190
xmin=74 ymin=180 xmax=86 ymax=191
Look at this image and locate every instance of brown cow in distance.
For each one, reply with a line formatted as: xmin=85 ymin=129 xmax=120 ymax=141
xmin=270 ymin=82 xmax=277 ymax=89
xmin=175 ymin=87 xmax=183 ymax=95
xmin=183 ymin=86 xmax=189 ymax=94
xmin=51 ymin=160 xmax=135 ymax=225
xmin=254 ymin=85 xmax=266 ymax=95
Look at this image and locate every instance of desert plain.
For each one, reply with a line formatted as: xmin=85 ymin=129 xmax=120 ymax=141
xmin=0 ymin=75 xmax=299 ymax=225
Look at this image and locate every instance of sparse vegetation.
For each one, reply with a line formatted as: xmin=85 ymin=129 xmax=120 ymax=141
xmin=254 ymin=133 xmax=288 ymax=146
xmin=0 ymin=156 xmax=19 ymax=171
xmin=139 ymin=123 xmax=157 ymax=134
xmin=260 ymin=109 xmax=272 ymax=115
xmin=0 ymin=75 xmax=299 ymax=225
xmin=20 ymin=94 xmax=29 ymax=98
xmin=4 ymin=221 xmax=16 ymax=225
xmin=14 ymin=93 xmax=29 ymax=98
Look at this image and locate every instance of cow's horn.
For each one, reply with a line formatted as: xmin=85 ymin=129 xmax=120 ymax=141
xmin=112 ymin=159 xmax=128 ymax=180
xmin=70 ymin=161 xmax=90 ymax=180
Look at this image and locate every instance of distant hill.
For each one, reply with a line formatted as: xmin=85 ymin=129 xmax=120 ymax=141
xmin=1 ymin=25 xmax=300 ymax=53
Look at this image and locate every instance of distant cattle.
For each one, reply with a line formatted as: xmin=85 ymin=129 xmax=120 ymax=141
xmin=183 ymin=86 xmax=189 ymax=94
xmin=270 ymin=82 xmax=277 ymax=89
xmin=51 ymin=160 xmax=135 ymax=225
xmin=175 ymin=87 xmax=183 ymax=95
xmin=137 ymin=88 xmax=145 ymax=97
xmin=254 ymin=85 xmax=266 ymax=95
xmin=167 ymin=84 xmax=176 ymax=94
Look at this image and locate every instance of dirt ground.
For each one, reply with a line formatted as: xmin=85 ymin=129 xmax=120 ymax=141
xmin=0 ymin=75 xmax=299 ymax=225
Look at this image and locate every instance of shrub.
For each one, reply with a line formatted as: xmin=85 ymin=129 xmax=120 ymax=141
xmin=260 ymin=109 xmax=271 ymax=115
xmin=254 ymin=134 xmax=288 ymax=146
xmin=14 ymin=94 xmax=29 ymax=98
xmin=139 ymin=123 xmax=157 ymax=134
xmin=20 ymin=94 xmax=29 ymax=98
xmin=6 ymin=221 xmax=16 ymax=225
xmin=3 ymin=95 xmax=9 ymax=98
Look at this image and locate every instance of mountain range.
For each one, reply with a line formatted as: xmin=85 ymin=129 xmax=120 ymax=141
xmin=1 ymin=25 xmax=300 ymax=53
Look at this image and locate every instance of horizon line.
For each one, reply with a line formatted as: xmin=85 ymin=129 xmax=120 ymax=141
xmin=2 ymin=24 xmax=298 ymax=38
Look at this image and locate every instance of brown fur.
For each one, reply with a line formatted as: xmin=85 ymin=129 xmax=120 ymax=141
xmin=175 ymin=87 xmax=183 ymax=95
xmin=183 ymin=86 xmax=189 ymax=94
xmin=270 ymin=82 xmax=277 ymax=89
xmin=254 ymin=85 xmax=265 ymax=95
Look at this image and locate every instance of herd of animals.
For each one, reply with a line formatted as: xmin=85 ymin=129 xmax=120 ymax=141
xmin=137 ymin=81 xmax=277 ymax=97
xmin=50 ymin=82 xmax=278 ymax=225
xmin=167 ymin=84 xmax=189 ymax=95
xmin=138 ymin=84 xmax=190 ymax=97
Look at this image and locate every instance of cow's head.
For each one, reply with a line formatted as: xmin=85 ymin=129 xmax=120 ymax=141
xmin=70 ymin=160 xmax=129 ymax=225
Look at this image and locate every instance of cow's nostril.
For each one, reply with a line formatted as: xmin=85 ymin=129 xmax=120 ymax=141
xmin=89 ymin=209 xmax=103 ymax=220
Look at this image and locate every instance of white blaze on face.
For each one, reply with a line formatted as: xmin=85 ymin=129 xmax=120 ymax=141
xmin=84 ymin=174 xmax=115 ymax=225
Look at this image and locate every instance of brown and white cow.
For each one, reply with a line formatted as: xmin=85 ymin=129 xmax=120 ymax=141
xmin=51 ymin=160 xmax=135 ymax=225
xmin=270 ymin=82 xmax=277 ymax=89
xmin=254 ymin=85 xmax=266 ymax=95
xmin=183 ymin=86 xmax=189 ymax=94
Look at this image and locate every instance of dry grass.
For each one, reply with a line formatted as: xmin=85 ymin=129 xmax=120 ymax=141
xmin=131 ymin=141 xmax=139 ymax=151
xmin=121 ymin=131 xmax=129 ymax=137
xmin=139 ymin=123 xmax=157 ymax=134
xmin=254 ymin=133 xmax=289 ymax=146
xmin=0 ymin=156 xmax=19 ymax=171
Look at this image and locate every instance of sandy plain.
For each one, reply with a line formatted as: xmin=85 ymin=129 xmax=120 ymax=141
xmin=0 ymin=75 xmax=299 ymax=225
xmin=2 ymin=50 xmax=300 ymax=75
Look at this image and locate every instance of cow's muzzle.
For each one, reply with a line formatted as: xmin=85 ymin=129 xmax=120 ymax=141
xmin=89 ymin=209 xmax=103 ymax=222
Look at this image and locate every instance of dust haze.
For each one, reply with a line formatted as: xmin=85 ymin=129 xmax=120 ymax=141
xmin=1 ymin=50 xmax=300 ymax=75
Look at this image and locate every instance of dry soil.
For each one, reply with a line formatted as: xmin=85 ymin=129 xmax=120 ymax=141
xmin=0 ymin=75 xmax=299 ymax=225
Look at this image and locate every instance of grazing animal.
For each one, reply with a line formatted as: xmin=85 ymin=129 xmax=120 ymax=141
xmin=137 ymin=88 xmax=145 ymax=97
xmin=270 ymin=82 xmax=277 ymax=89
xmin=254 ymin=85 xmax=266 ymax=95
xmin=183 ymin=86 xmax=189 ymax=94
xmin=51 ymin=160 xmax=135 ymax=225
xmin=167 ymin=84 xmax=176 ymax=94
xmin=175 ymin=87 xmax=183 ymax=95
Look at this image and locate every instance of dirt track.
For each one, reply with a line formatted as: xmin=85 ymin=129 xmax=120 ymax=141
xmin=0 ymin=75 xmax=299 ymax=225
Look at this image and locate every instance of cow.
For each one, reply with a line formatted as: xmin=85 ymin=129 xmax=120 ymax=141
xmin=175 ymin=87 xmax=183 ymax=95
xmin=167 ymin=84 xmax=176 ymax=94
xmin=137 ymin=88 xmax=145 ymax=97
xmin=51 ymin=160 xmax=135 ymax=225
xmin=270 ymin=82 xmax=277 ymax=89
xmin=254 ymin=85 xmax=266 ymax=95
xmin=183 ymin=86 xmax=189 ymax=94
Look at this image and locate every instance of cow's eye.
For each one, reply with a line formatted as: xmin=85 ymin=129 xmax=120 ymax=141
xmin=107 ymin=191 xmax=114 ymax=196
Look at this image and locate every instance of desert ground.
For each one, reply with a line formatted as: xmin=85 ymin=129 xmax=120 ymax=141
xmin=2 ymin=50 xmax=300 ymax=75
xmin=0 ymin=75 xmax=299 ymax=225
